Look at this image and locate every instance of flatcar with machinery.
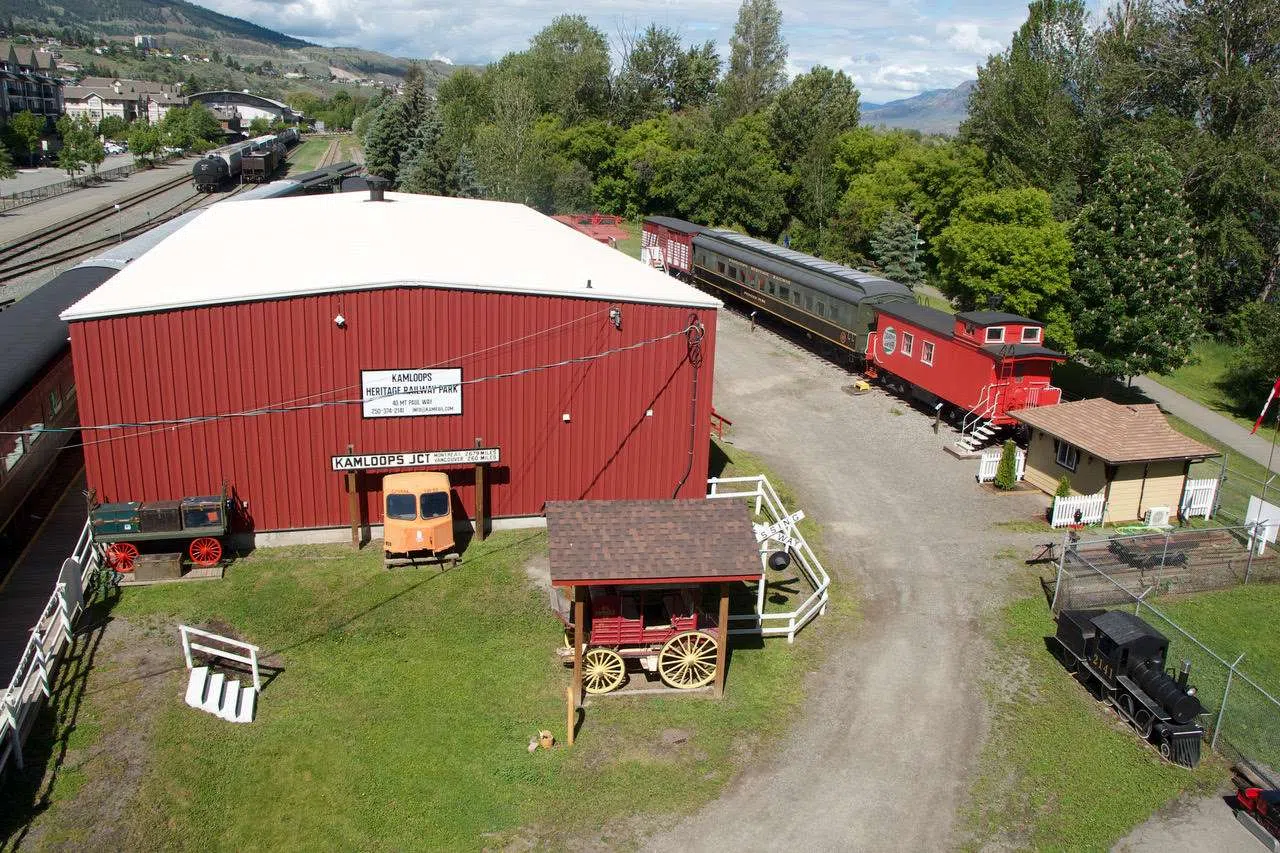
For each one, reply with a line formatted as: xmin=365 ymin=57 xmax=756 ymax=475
xmin=1050 ymin=608 xmax=1206 ymax=766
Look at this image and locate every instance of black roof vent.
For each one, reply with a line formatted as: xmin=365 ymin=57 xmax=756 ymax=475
xmin=366 ymin=175 xmax=389 ymax=202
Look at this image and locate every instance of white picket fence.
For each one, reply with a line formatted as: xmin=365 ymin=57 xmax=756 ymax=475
xmin=976 ymin=446 xmax=1026 ymax=483
xmin=1180 ymin=477 xmax=1218 ymax=520
xmin=1050 ymin=493 xmax=1107 ymax=528
xmin=1 ymin=518 xmax=98 ymax=774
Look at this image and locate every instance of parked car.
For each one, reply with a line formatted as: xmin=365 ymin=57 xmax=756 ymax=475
xmin=104 ymin=142 xmax=126 ymax=155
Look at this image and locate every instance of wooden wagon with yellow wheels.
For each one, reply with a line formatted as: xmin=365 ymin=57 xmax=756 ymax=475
xmin=547 ymin=499 xmax=765 ymax=700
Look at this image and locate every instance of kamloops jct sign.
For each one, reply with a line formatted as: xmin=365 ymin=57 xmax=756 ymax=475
xmin=331 ymin=448 xmax=501 ymax=471
xmin=361 ymin=368 xmax=462 ymax=418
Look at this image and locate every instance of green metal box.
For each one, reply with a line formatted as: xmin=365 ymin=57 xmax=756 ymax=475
xmin=90 ymin=502 xmax=142 ymax=536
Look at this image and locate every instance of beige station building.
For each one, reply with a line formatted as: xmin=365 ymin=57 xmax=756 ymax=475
xmin=62 ymin=76 xmax=185 ymax=124
xmin=1011 ymin=398 xmax=1219 ymax=523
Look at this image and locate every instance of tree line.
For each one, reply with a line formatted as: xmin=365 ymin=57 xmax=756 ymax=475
xmin=357 ymin=0 xmax=1277 ymax=396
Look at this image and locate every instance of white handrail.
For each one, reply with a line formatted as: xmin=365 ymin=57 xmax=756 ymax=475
xmin=179 ymin=625 xmax=262 ymax=692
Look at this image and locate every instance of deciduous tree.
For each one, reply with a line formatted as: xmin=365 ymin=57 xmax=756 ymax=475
xmin=719 ymin=0 xmax=788 ymax=119
xmin=1069 ymin=143 xmax=1201 ymax=377
xmin=10 ymin=110 xmax=45 ymax=166
xmin=934 ymin=187 xmax=1074 ymax=347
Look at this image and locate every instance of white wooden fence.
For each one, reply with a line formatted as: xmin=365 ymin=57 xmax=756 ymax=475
xmin=1 ymin=518 xmax=99 ymax=774
xmin=1180 ymin=477 xmax=1219 ymax=520
xmin=1050 ymin=493 xmax=1107 ymax=528
xmin=706 ymin=475 xmax=829 ymax=642
xmin=976 ymin=446 xmax=1026 ymax=483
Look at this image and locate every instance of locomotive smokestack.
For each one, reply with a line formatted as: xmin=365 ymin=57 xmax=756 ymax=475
xmin=1178 ymin=659 xmax=1192 ymax=688
xmin=366 ymin=175 xmax=389 ymax=202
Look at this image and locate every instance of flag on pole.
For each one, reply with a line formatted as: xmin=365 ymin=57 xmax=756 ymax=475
xmin=1252 ymin=377 xmax=1280 ymax=434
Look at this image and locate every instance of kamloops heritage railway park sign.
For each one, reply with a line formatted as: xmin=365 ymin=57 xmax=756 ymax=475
xmin=361 ymin=368 xmax=463 ymax=418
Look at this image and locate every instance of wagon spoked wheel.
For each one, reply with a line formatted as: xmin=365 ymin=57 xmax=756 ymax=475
xmin=582 ymin=647 xmax=626 ymax=694
xmin=189 ymin=537 xmax=222 ymax=567
xmin=105 ymin=542 xmax=138 ymax=572
xmin=658 ymin=631 xmax=718 ymax=690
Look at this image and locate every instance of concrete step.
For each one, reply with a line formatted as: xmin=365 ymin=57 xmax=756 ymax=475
xmin=184 ymin=666 xmax=209 ymax=708
xmin=234 ymin=685 xmax=257 ymax=723
xmin=219 ymin=679 xmax=241 ymax=721
xmin=201 ymin=672 xmax=225 ymax=714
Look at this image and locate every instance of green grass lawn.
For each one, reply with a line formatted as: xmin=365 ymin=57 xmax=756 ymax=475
xmin=4 ymin=449 xmax=847 ymax=850
xmin=615 ymin=219 xmax=642 ymax=260
xmin=1152 ymin=340 xmax=1255 ymax=432
xmin=287 ymin=137 xmax=332 ymax=173
xmin=963 ymin=598 xmax=1226 ymax=851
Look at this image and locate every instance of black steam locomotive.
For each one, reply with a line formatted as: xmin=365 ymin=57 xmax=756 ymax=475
xmin=1051 ymin=609 xmax=1206 ymax=767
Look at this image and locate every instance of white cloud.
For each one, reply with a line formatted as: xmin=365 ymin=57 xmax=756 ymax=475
xmin=193 ymin=0 xmax=1028 ymax=102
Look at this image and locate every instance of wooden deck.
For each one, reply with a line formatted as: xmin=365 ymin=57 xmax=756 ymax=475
xmin=0 ymin=471 xmax=87 ymax=687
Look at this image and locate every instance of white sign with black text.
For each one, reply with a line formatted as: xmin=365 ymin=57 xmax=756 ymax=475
xmin=361 ymin=368 xmax=462 ymax=418
xmin=331 ymin=448 xmax=501 ymax=471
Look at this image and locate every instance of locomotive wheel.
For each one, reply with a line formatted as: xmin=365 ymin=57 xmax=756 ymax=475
xmin=105 ymin=542 xmax=139 ymax=572
xmin=658 ymin=631 xmax=718 ymax=689
xmin=189 ymin=537 xmax=223 ymax=567
xmin=1136 ymin=710 xmax=1154 ymax=739
xmin=582 ymin=648 xmax=626 ymax=694
xmin=1159 ymin=738 xmax=1173 ymax=761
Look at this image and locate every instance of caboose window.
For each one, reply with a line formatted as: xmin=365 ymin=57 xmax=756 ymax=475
xmin=901 ymin=332 xmax=914 ymax=356
xmin=1022 ymin=327 xmax=1041 ymax=343
xmin=1055 ymin=440 xmax=1079 ymax=472
xmin=386 ymin=493 xmax=417 ymax=520
xmin=985 ymin=327 xmax=1005 ymax=343
xmin=420 ymin=492 xmax=450 ymax=519
xmin=922 ymin=341 xmax=935 ymax=365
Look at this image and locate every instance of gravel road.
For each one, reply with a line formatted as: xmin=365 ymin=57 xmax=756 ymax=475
xmin=644 ymin=310 xmax=1051 ymax=851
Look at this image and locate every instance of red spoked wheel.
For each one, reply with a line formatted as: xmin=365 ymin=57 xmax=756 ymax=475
xmin=189 ymin=537 xmax=223 ymax=567
xmin=105 ymin=542 xmax=139 ymax=572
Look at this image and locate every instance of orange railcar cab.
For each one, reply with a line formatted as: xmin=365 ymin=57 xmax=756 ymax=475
xmin=382 ymin=471 xmax=455 ymax=558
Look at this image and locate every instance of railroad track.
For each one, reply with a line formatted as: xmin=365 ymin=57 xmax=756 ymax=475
xmin=0 ymin=168 xmax=193 ymax=269
xmin=316 ymin=139 xmax=342 ymax=169
xmin=0 ymin=181 xmax=234 ymax=285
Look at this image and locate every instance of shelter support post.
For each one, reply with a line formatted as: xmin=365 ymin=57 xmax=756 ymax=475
xmin=572 ymin=585 xmax=586 ymax=705
xmin=474 ymin=438 xmax=487 ymax=542
xmin=345 ymin=442 xmax=360 ymax=549
xmin=715 ymin=582 xmax=730 ymax=698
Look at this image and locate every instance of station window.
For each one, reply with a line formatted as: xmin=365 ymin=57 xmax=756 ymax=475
xmin=922 ymin=341 xmax=935 ymax=366
xmin=27 ymin=422 xmax=44 ymax=445
xmin=985 ymin=327 xmax=1005 ymax=343
xmin=1054 ymin=439 xmax=1079 ymax=472
xmin=901 ymin=332 xmax=914 ymax=356
xmin=2 ymin=435 xmax=23 ymax=473
xmin=1021 ymin=327 xmax=1041 ymax=343
xmin=49 ymin=389 xmax=63 ymax=416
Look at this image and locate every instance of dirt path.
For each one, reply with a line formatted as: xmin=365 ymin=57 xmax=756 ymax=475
xmin=643 ymin=311 xmax=1050 ymax=851
xmin=1114 ymin=794 xmax=1260 ymax=852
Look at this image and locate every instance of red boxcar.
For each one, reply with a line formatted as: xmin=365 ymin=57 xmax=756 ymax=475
xmin=642 ymin=216 xmax=704 ymax=276
xmin=867 ymin=304 xmax=1065 ymax=427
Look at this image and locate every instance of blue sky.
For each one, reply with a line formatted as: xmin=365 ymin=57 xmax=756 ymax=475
xmin=196 ymin=0 xmax=1036 ymax=103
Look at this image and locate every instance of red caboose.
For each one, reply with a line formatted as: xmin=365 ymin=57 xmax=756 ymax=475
xmin=642 ymin=216 xmax=704 ymax=276
xmin=866 ymin=304 xmax=1066 ymax=448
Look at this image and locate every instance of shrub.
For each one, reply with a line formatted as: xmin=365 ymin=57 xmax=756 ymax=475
xmin=994 ymin=439 xmax=1019 ymax=490
xmin=1055 ymin=475 xmax=1072 ymax=498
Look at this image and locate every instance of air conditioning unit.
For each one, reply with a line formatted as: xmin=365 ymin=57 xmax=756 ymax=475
xmin=1144 ymin=506 xmax=1171 ymax=527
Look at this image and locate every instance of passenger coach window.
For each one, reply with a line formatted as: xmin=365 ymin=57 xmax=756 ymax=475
xmin=817 ymin=303 xmax=826 ymax=317
xmin=717 ymin=261 xmax=725 ymax=274
xmin=779 ymin=287 xmax=790 ymax=299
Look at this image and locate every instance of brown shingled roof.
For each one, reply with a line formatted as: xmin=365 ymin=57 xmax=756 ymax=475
xmin=1010 ymin=398 xmax=1219 ymax=464
xmin=547 ymin=499 xmax=761 ymax=586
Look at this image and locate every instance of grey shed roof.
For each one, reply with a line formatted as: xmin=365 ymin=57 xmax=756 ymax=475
xmin=0 ymin=266 xmax=117 ymax=409
xmin=694 ymin=230 xmax=913 ymax=306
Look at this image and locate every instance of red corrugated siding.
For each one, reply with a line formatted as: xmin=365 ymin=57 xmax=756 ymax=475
xmin=70 ymin=289 xmax=716 ymax=532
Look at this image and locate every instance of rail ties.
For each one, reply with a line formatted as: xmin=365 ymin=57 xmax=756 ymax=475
xmin=316 ymin=139 xmax=341 ymax=170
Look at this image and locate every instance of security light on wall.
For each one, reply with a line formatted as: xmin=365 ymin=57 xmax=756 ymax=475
xmin=334 ymin=313 xmax=346 ymax=328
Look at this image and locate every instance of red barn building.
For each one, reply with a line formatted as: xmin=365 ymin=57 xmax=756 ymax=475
xmin=867 ymin=304 xmax=1065 ymax=448
xmin=60 ymin=192 xmax=720 ymax=541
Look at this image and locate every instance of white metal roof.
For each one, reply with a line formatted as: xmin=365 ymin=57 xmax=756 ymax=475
xmin=61 ymin=193 xmax=720 ymax=321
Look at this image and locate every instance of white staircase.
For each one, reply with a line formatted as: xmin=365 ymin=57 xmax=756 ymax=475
xmin=955 ymin=384 xmax=1001 ymax=453
xmin=179 ymin=625 xmax=261 ymax=723
xmin=184 ymin=666 xmax=257 ymax=722
xmin=956 ymin=419 xmax=997 ymax=453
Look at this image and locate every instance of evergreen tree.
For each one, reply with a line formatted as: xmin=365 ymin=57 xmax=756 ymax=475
xmin=994 ymin=440 xmax=1019 ymax=490
xmin=719 ymin=0 xmax=788 ymax=120
xmin=453 ymin=146 xmax=484 ymax=199
xmin=398 ymin=106 xmax=449 ymax=195
xmin=869 ymin=207 xmax=924 ymax=286
xmin=1069 ymin=143 xmax=1201 ymax=377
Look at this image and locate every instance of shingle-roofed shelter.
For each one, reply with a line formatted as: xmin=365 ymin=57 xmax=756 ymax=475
xmin=1010 ymin=398 xmax=1219 ymax=522
xmin=547 ymin=499 xmax=762 ymax=698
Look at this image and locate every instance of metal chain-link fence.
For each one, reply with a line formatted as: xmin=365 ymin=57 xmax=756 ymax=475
xmin=1049 ymin=526 xmax=1280 ymax=774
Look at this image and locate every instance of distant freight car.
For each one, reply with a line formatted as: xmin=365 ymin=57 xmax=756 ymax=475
xmin=192 ymin=140 xmax=253 ymax=191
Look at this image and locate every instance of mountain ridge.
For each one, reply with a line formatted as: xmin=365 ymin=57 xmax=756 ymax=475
xmin=861 ymin=80 xmax=975 ymax=135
